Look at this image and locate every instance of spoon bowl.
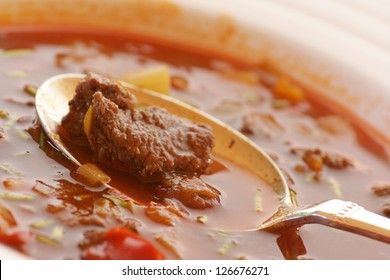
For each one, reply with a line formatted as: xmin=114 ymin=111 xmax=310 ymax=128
xmin=35 ymin=73 xmax=390 ymax=243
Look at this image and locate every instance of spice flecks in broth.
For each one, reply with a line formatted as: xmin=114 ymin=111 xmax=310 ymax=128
xmin=0 ymin=28 xmax=389 ymax=260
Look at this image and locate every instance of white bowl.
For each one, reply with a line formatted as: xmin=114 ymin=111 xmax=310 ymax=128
xmin=1 ymin=0 xmax=389 ymax=259
xmin=2 ymin=0 xmax=389 ymax=147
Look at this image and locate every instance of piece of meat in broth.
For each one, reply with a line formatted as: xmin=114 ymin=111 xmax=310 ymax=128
xmin=86 ymin=92 xmax=214 ymax=181
xmin=61 ymin=72 xmax=137 ymax=146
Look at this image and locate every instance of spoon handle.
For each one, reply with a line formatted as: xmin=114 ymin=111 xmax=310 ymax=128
xmin=294 ymin=199 xmax=390 ymax=244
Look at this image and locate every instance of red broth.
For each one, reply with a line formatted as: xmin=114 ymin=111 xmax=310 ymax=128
xmin=0 ymin=27 xmax=389 ymax=259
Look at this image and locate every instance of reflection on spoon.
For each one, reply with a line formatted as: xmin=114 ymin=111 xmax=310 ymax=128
xmin=35 ymin=73 xmax=390 ymax=244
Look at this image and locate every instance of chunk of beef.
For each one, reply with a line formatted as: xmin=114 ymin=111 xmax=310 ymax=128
xmin=302 ymin=150 xmax=323 ymax=172
xmin=144 ymin=199 xmax=189 ymax=226
xmin=87 ymin=92 xmax=214 ymax=180
xmin=154 ymin=174 xmax=221 ymax=209
xmin=382 ymin=198 xmax=390 ymax=217
xmin=291 ymin=147 xmax=354 ymax=172
xmin=322 ymin=152 xmax=353 ymax=169
xmin=371 ymin=183 xmax=390 ymax=197
xmin=240 ymin=112 xmax=284 ymax=138
xmin=61 ymin=72 xmax=137 ymax=146
xmin=33 ymin=179 xmax=134 ymax=227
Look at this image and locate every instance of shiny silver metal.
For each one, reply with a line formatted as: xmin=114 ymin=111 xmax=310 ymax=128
xmin=260 ymin=199 xmax=390 ymax=243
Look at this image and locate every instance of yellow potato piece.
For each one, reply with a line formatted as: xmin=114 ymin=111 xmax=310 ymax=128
xmin=118 ymin=66 xmax=170 ymax=95
xmin=84 ymin=105 xmax=93 ymax=136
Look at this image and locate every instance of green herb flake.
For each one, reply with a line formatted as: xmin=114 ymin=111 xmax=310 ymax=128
xmin=215 ymin=230 xmax=234 ymax=237
xmin=39 ymin=131 xmax=46 ymax=150
xmin=212 ymin=101 xmax=243 ymax=114
xmin=1 ymin=48 xmax=33 ymax=57
xmin=13 ymin=150 xmax=31 ymax=156
xmin=305 ymin=172 xmax=316 ymax=183
xmin=30 ymin=220 xmax=54 ymax=229
xmin=0 ymin=191 xmax=35 ymax=201
xmin=289 ymin=188 xmax=299 ymax=207
xmin=242 ymin=92 xmax=261 ymax=105
xmin=329 ymin=176 xmax=343 ymax=198
xmin=218 ymin=240 xmax=236 ymax=256
xmin=272 ymin=99 xmax=291 ymax=109
xmin=51 ymin=226 xmax=64 ymax=240
xmin=5 ymin=70 xmax=30 ymax=78
xmin=36 ymin=234 xmax=62 ymax=247
xmin=103 ymin=194 xmax=134 ymax=212
xmin=14 ymin=128 xmax=30 ymax=140
xmin=196 ymin=216 xmax=207 ymax=224
xmin=0 ymin=163 xmax=22 ymax=176
xmin=254 ymin=189 xmax=263 ymax=213
xmin=5 ymin=118 xmax=16 ymax=129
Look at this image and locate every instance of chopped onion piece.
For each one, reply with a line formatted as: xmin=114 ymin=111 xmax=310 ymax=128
xmin=329 ymin=177 xmax=343 ymax=198
xmin=30 ymin=220 xmax=54 ymax=229
xmin=103 ymin=194 xmax=134 ymax=213
xmin=6 ymin=70 xmax=29 ymax=78
xmin=36 ymin=234 xmax=62 ymax=247
xmin=196 ymin=216 xmax=207 ymax=224
xmin=155 ymin=230 xmax=181 ymax=259
xmin=14 ymin=128 xmax=30 ymax=140
xmin=254 ymin=189 xmax=263 ymax=213
xmin=0 ymin=163 xmax=22 ymax=176
xmin=0 ymin=191 xmax=34 ymax=201
xmin=218 ymin=240 xmax=236 ymax=256
xmin=13 ymin=150 xmax=31 ymax=156
xmin=216 ymin=230 xmax=234 ymax=237
xmin=1 ymin=48 xmax=33 ymax=57
xmin=51 ymin=226 xmax=64 ymax=240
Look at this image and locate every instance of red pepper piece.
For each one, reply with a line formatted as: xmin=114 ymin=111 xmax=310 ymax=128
xmin=84 ymin=227 xmax=165 ymax=260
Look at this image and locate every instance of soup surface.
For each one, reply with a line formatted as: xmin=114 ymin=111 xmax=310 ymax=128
xmin=0 ymin=27 xmax=389 ymax=259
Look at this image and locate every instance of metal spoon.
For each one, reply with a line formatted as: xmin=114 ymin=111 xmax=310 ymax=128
xmin=35 ymin=73 xmax=390 ymax=244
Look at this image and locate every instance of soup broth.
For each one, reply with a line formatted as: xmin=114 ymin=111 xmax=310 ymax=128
xmin=0 ymin=27 xmax=389 ymax=259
